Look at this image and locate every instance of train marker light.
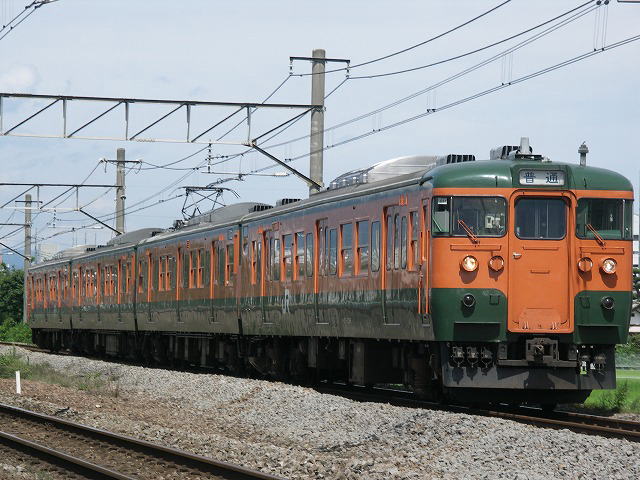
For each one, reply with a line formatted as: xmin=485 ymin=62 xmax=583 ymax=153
xmin=601 ymin=296 xmax=615 ymax=310
xmin=489 ymin=255 xmax=504 ymax=272
xmin=577 ymin=257 xmax=593 ymax=272
xmin=600 ymin=258 xmax=617 ymax=274
xmin=460 ymin=255 xmax=478 ymax=272
xmin=462 ymin=293 xmax=476 ymax=308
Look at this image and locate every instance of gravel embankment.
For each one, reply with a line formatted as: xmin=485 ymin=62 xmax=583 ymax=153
xmin=0 ymin=345 xmax=638 ymax=479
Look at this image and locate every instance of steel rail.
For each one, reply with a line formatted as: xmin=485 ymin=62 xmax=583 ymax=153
xmin=0 ymin=403 xmax=284 ymax=479
xmin=0 ymin=429 xmax=134 ymax=479
xmin=313 ymin=384 xmax=640 ymax=443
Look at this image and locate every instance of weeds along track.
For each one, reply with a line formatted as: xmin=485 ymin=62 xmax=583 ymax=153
xmin=0 ymin=403 xmax=284 ymax=480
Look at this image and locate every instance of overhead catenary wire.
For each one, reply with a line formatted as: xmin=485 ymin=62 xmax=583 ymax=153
xmin=293 ymin=0 xmax=514 ymax=77
xmin=244 ymin=0 xmax=601 ymax=154
xmin=207 ymin=30 xmax=640 ymax=185
xmin=348 ymin=0 xmax=597 ymax=79
xmin=0 ymin=0 xmax=54 ymax=42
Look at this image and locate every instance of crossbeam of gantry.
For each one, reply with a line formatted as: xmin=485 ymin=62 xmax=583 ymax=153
xmin=0 ymin=92 xmax=318 ymax=146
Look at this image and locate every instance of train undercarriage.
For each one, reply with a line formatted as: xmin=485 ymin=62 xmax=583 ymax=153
xmin=32 ymin=328 xmax=611 ymax=407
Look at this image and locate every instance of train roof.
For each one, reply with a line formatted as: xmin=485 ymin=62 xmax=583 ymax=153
xmin=423 ymin=159 xmax=633 ymax=191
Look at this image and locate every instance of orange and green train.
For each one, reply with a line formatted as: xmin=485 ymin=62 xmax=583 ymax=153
xmin=26 ymin=140 xmax=633 ymax=405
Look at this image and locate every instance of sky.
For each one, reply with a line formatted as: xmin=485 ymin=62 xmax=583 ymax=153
xmin=0 ymin=0 xmax=638 ymax=261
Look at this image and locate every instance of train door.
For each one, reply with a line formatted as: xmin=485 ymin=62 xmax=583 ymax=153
xmin=420 ymin=198 xmax=430 ymax=317
xmin=315 ymin=218 xmax=329 ymax=324
xmin=382 ymin=205 xmax=405 ymax=325
xmin=508 ymin=192 xmax=572 ymax=333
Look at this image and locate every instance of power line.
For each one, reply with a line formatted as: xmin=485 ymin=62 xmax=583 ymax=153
xmin=208 ymin=30 xmax=640 ymax=185
xmin=0 ymin=0 xmax=55 ymax=42
xmin=293 ymin=0 xmax=514 ymax=77
xmin=349 ymin=0 xmax=597 ymax=79
xmin=250 ymin=0 xmax=600 ymax=154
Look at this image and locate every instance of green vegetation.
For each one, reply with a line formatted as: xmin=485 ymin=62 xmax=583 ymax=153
xmin=580 ymin=370 xmax=640 ymax=414
xmin=0 ymin=350 xmax=121 ymax=397
xmin=0 ymin=263 xmax=32 ymax=343
xmin=0 ymin=263 xmax=31 ymax=342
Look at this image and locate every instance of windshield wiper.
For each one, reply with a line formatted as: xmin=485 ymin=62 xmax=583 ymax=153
xmin=586 ymin=223 xmax=606 ymax=246
xmin=457 ymin=219 xmax=479 ymax=244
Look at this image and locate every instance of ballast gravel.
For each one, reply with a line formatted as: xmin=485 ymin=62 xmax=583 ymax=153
xmin=0 ymin=345 xmax=638 ymax=479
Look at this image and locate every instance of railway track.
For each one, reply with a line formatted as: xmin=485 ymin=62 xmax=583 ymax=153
xmin=314 ymin=384 xmax=640 ymax=443
xmin=4 ymin=342 xmax=638 ymax=444
xmin=0 ymin=403 xmax=284 ymax=480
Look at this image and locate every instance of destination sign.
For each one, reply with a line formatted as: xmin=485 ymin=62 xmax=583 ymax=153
xmin=518 ymin=170 xmax=565 ymax=186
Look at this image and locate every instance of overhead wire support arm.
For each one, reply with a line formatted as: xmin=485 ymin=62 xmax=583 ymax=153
xmin=250 ymin=144 xmax=321 ymax=190
xmin=76 ymin=208 xmax=122 ymax=236
xmin=0 ymin=241 xmax=30 ymax=261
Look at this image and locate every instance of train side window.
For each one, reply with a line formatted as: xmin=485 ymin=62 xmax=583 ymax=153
xmin=242 ymin=226 xmax=249 ymax=256
xmin=256 ymin=238 xmax=263 ymax=285
xmin=329 ymin=228 xmax=337 ymax=275
xmin=153 ymin=256 xmax=159 ymax=292
xmin=101 ymin=266 xmax=107 ymax=297
xmin=371 ymin=221 xmax=380 ymax=272
xmin=305 ymin=233 xmax=313 ymax=277
xmin=272 ymin=238 xmax=281 ymax=281
xmin=158 ymin=257 xmax=165 ymax=292
xmin=198 ymin=249 xmax=205 ymax=287
xmin=340 ymin=223 xmax=353 ymax=277
xmin=410 ymin=211 xmax=419 ymax=269
xmin=217 ymin=243 xmax=225 ymax=286
xmin=432 ymin=197 xmax=450 ymax=235
xmin=283 ymin=234 xmax=293 ymax=281
xmin=357 ymin=220 xmax=369 ymax=275
xmin=394 ymin=214 xmax=401 ymax=270
xmin=401 ymin=216 xmax=408 ymax=269
xmin=226 ymin=244 xmax=235 ymax=285
xmin=169 ymin=256 xmax=176 ymax=290
xmin=182 ymin=252 xmax=189 ymax=288
xmin=112 ymin=265 xmax=118 ymax=296
xmin=251 ymin=241 xmax=257 ymax=285
xmin=386 ymin=215 xmax=393 ymax=270
xmin=203 ymin=249 xmax=210 ymax=287
xmin=295 ymin=232 xmax=304 ymax=280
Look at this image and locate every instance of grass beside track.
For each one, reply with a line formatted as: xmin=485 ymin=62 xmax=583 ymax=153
xmin=0 ymin=348 xmax=122 ymax=397
xmin=579 ymin=370 xmax=640 ymax=414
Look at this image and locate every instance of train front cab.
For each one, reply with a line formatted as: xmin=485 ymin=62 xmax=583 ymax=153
xmin=428 ymin=161 xmax=633 ymax=404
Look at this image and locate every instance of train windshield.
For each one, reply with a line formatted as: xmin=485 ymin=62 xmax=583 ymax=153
xmin=576 ymin=198 xmax=633 ymax=240
xmin=515 ymin=197 xmax=566 ymax=239
xmin=432 ymin=196 xmax=506 ymax=237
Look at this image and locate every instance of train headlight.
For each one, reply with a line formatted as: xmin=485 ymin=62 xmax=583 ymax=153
xmin=600 ymin=258 xmax=617 ymax=274
xmin=462 ymin=294 xmax=476 ymax=308
xmin=460 ymin=255 xmax=478 ymax=272
xmin=601 ymin=296 xmax=615 ymax=310
xmin=488 ymin=256 xmax=504 ymax=272
xmin=577 ymin=257 xmax=593 ymax=273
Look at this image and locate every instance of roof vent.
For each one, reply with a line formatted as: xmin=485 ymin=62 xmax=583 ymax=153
xmin=250 ymin=204 xmax=273 ymax=212
xmin=276 ymin=198 xmax=301 ymax=206
xmin=439 ymin=154 xmax=476 ymax=164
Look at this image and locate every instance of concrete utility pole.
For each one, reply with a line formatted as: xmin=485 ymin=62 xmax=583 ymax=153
xmin=309 ymin=49 xmax=326 ymax=196
xmin=23 ymin=194 xmax=32 ymax=323
xmin=115 ymin=148 xmax=126 ymax=235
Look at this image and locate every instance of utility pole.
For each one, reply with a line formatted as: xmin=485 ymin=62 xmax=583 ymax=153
xmin=23 ymin=194 xmax=32 ymax=323
xmin=115 ymin=148 xmax=126 ymax=235
xmin=291 ymin=50 xmax=350 ymax=196
xmin=309 ymin=49 xmax=326 ymax=196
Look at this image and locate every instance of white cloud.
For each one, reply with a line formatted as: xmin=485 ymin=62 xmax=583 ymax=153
xmin=0 ymin=64 xmax=40 ymax=92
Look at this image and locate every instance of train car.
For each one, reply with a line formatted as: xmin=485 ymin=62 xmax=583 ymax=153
xmin=27 ymin=139 xmax=633 ymax=405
